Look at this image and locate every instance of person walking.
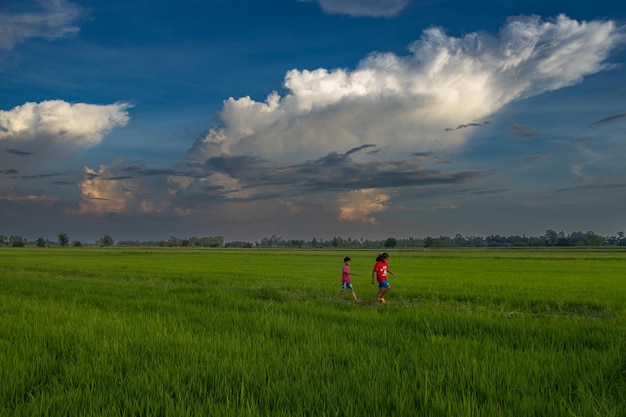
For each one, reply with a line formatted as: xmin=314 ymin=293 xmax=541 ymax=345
xmin=337 ymin=256 xmax=358 ymax=301
xmin=371 ymin=252 xmax=395 ymax=304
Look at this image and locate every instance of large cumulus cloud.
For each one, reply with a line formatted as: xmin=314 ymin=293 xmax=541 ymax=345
xmin=79 ymin=15 xmax=623 ymax=225
xmin=188 ymin=15 xmax=620 ymax=167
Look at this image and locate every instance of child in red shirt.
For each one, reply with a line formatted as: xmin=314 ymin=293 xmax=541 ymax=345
xmin=371 ymin=252 xmax=395 ymax=304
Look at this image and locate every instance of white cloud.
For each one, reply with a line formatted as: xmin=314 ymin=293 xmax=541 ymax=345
xmin=339 ymin=188 xmax=389 ymax=223
xmin=191 ymin=15 xmax=621 ymax=165
xmin=0 ymin=100 xmax=131 ymax=146
xmin=75 ymin=161 xmax=171 ymax=216
xmin=0 ymin=0 xmax=83 ymax=50
xmin=316 ymin=0 xmax=409 ymax=17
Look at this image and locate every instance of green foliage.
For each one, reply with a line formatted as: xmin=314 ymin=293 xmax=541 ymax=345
xmin=98 ymin=234 xmax=114 ymax=247
xmin=1 ymin=248 xmax=625 ymax=416
xmin=384 ymin=237 xmax=397 ymax=248
xmin=57 ymin=232 xmax=69 ymax=247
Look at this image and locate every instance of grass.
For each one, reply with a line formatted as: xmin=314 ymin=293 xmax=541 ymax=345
xmin=1 ymin=247 xmax=625 ymax=416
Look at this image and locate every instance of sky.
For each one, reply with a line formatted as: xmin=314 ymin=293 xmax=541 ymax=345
xmin=1 ymin=0 xmax=626 ymax=243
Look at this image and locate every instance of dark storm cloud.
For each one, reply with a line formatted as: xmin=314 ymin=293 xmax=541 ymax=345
xmin=468 ymin=188 xmax=510 ymax=196
xmin=444 ymin=121 xmax=490 ymax=132
xmin=412 ymin=151 xmax=435 ymax=158
xmin=52 ymin=180 xmax=76 ymax=186
xmin=204 ymin=155 xmax=267 ymax=176
xmin=108 ymin=176 xmax=136 ymax=181
xmin=345 ymin=144 xmax=377 ymax=156
xmin=203 ymin=155 xmax=297 ymax=187
xmin=198 ymin=148 xmax=487 ymax=201
xmin=17 ymin=172 xmax=64 ymax=180
xmin=4 ymin=148 xmax=32 ymax=156
xmin=590 ymin=112 xmax=626 ymax=126
xmin=120 ymin=165 xmax=197 ymax=178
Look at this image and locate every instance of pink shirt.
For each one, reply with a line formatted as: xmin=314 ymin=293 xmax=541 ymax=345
xmin=342 ymin=265 xmax=351 ymax=283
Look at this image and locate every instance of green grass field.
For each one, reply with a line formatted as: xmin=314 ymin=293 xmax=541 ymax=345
xmin=1 ymin=247 xmax=625 ymax=416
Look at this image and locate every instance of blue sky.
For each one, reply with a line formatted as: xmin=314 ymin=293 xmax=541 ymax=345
xmin=1 ymin=0 xmax=626 ymax=243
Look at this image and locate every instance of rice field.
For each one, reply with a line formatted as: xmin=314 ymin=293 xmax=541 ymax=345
xmin=1 ymin=247 xmax=625 ymax=416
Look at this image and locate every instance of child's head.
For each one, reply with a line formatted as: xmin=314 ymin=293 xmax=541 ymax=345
xmin=344 ymin=256 xmax=351 ymax=264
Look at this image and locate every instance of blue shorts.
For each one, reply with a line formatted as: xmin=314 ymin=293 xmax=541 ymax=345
xmin=378 ymin=280 xmax=390 ymax=289
xmin=340 ymin=282 xmax=353 ymax=291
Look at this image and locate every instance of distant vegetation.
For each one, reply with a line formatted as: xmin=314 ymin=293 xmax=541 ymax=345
xmin=1 ymin=229 xmax=625 ymax=248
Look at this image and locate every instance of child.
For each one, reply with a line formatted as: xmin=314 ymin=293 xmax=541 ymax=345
xmin=337 ymin=256 xmax=358 ymax=301
xmin=371 ymin=252 xmax=396 ymax=304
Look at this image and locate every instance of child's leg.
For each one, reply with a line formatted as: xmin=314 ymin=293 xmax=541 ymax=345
xmin=381 ymin=286 xmax=391 ymax=298
xmin=350 ymin=289 xmax=358 ymax=301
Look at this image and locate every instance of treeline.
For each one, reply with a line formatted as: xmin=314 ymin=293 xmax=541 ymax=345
xmin=239 ymin=230 xmax=626 ymax=248
xmin=0 ymin=234 xmax=224 ymax=248
xmin=2 ymin=230 xmax=625 ymax=248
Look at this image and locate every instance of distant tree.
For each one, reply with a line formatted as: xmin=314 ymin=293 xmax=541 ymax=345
xmin=204 ymin=236 xmax=224 ymax=247
xmin=36 ymin=237 xmax=46 ymax=247
xmin=260 ymin=235 xmax=282 ymax=247
xmin=384 ymin=237 xmax=397 ymax=248
xmin=585 ymin=231 xmax=604 ymax=246
xmin=72 ymin=240 xmax=82 ymax=247
xmin=0 ymin=235 xmax=6 ymax=246
xmin=544 ymin=229 xmax=558 ymax=246
xmin=9 ymin=235 xmax=25 ymax=247
xmin=58 ymin=232 xmax=69 ymax=247
xmin=466 ymin=236 xmax=486 ymax=247
xmin=567 ymin=231 xmax=587 ymax=246
xmin=99 ymin=235 xmax=114 ymax=247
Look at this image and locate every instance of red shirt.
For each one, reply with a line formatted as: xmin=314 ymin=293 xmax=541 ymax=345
xmin=373 ymin=261 xmax=388 ymax=282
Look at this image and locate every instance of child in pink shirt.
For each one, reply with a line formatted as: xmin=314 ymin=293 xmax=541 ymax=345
xmin=336 ymin=256 xmax=358 ymax=301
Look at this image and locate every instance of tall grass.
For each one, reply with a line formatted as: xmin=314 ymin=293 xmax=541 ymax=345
xmin=1 ymin=248 xmax=625 ymax=416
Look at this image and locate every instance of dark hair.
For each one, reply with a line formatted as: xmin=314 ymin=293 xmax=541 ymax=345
xmin=376 ymin=252 xmax=389 ymax=262
xmin=344 ymin=257 xmax=351 ymax=262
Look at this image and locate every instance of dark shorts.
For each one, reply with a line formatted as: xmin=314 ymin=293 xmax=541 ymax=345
xmin=340 ymin=282 xmax=353 ymax=291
